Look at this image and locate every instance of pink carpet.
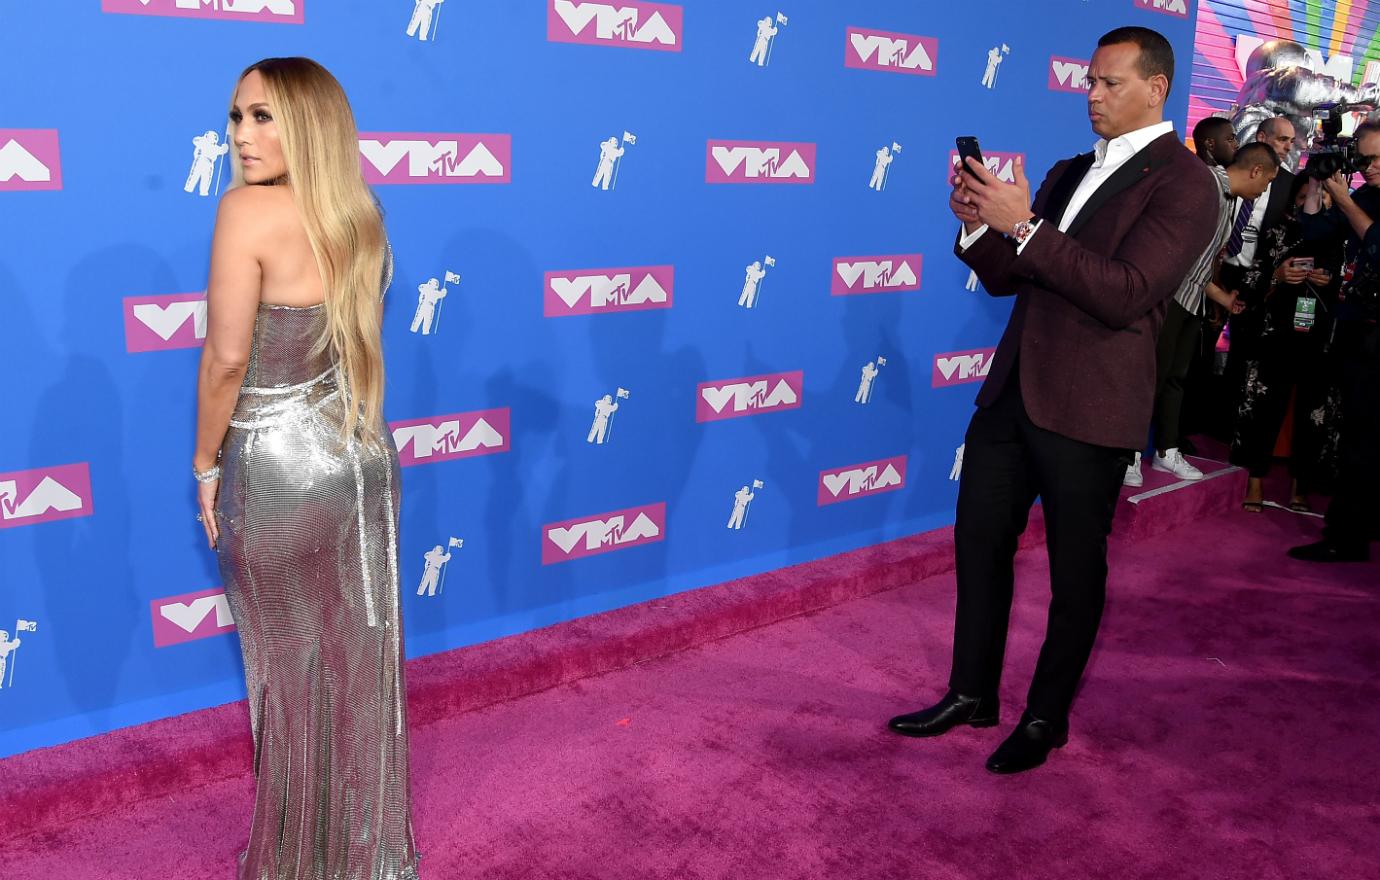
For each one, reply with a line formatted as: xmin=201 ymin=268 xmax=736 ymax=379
xmin=3 ymin=486 xmax=1375 ymax=878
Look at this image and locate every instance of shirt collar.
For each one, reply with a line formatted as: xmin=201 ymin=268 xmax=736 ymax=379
xmin=1092 ymin=120 xmax=1175 ymax=167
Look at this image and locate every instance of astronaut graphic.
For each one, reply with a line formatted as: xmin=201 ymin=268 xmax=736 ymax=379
xmin=739 ymin=261 xmax=768 ymax=309
xmin=411 ymin=276 xmax=451 ymax=335
xmin=965 ymin=269 xmax=980 ymax=292
xmin=856 ymin=360 xmax=880 ymax=404
xmin=587 ymin=393 xmax=622 ymax=444
xmin=592 ymin=137 xmax=625 ymax=190
xmin=750 ymin=16 xmax=778 ymax=66
xmin=950 ymin=444 xmax=965 ymax=481
xmin=417 ymin=538 xmax=462 ymax=597
xmin=185 ymin=130 xmax=229 ymax=197
xmin=407 ymin=0 xmax=445 ymax=42
xmin=0 ymin=629 xmax=21 ymax=690
xmin=982 ymin=45 xmax=1009 ymax=90
xmin=869 ymin=145 xmax=894 ymax=191
xmin=727 ymin=484 xmax=759 ymax=530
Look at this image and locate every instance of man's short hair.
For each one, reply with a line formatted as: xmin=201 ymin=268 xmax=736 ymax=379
xmin=1259 ymin=116 xmax=1295 ymax=139
xmin=1353 ymin=120 xmax=1380 ymax=141
xmin=1232 ymin=141 xmax=1281 ymax=170
xmin=1097 ymin=26 xmax=1175 ymax=92
xmin=1193 ymin=116 xmax=1233 ymax=144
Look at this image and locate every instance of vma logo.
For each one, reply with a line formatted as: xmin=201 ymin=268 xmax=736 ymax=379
xmin=818 ymin=455 xmax=908 ymax=506
xmin=1049 ymin=56 xmax=1091 ymax=93
xmin=844 ymin=26 xmax=938 ymax=76
xmin=1134 ymin=0 xmax=1188 ymax=18
xmin=948 ymin=150 xmax=1025 ymax=185
xmin=359 ymin=133 xmax=511 ymax=185
xmin=101 ymin=0 xmax=304 ymax=23
xmin=390 ymin=409 xmax=511 ymax=467
xmin=706 ymin=140 xmax=816 ymax=184
xmin=124 ymin=294 xmax=206 ymax=353
xmin=544 ymin=265 xmax=674 ymax=317
xmin=0 ymin=129 xmax=62 ymax=191
xmin=831 ymin=254 xmax=923 ymax=296
xmin=0 ymin=464 xmax=94 ymax=530
xmin=933 ymin=348 xmax=997 ymax=387
xmin=697 ymin=371 xmax=803 ymax=422
xmin=543 ymin=502 xmax=666 ymax=564
xmin=547 ymin=0 xmax=683 ymax=52
xmin=151 ymin=588 xmax=235 ymax=648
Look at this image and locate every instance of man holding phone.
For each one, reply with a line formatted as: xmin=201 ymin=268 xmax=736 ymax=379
xmin=887 ymin=26 xmax=1220 ymax=773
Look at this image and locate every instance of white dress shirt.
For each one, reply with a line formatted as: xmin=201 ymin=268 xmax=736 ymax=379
xmin=959 ymin=120 xmax=1176 ymax=253
xmin=1223 ymin=182 xmax=1272 ymax=267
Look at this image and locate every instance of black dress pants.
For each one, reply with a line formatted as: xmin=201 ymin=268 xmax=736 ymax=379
xmin=1153 ymin=300 xmax=1203 ymax=452
xmin=1324 ymin=320 xmax=1380 ymax=549
xmin=950 ymin=371 xmax=1133 ymax=723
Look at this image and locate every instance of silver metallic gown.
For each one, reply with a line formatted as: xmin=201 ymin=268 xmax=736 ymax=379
xmin=213 ymin=267 xmax=420 ymax=880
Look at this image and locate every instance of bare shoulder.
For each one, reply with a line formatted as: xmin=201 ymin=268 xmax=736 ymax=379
xmin=215 ymin=185 xmax=296 ymax=233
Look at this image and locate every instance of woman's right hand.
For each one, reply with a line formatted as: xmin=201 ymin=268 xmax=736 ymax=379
xmin=1274 ymin=258 xmax=1310 ymax=285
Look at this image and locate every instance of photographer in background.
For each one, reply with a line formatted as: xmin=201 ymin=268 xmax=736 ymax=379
xmin=1291 ymin=120 xmax=1380 ymax=562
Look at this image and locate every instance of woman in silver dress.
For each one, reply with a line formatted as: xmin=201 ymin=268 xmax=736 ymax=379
xmin=191 ymin=57 xmax=420 ymax=880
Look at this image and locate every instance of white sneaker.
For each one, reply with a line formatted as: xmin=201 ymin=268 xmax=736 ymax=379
xmin=1123 ymin=451 xmax=1143 ymax=487
xmin=1152 ymin=448 xmax=1204 ymax=480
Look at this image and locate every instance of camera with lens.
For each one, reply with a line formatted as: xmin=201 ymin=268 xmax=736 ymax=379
xmin=1304 ymin=102 xmax=1367 ymax=179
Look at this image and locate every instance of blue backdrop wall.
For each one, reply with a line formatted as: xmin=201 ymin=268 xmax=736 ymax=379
xmin=0 ymin=0 xmax=1197 ymax=759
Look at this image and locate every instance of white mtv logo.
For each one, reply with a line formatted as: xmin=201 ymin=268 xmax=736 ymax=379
xmin=711 ymin=146 xmax=811 ymax=179
xmin=822 ymin=463 xmax=903 ymax=497
xmin=393 ymin=418 xmax=505 ymax=458
xmin=360 ymin=140 xmax=504 ymax=178
xmin=547 ymin=512 xmax=661 ymax=553
xmin=0 ymin=140 xmax=51 ymax=182
xmin=1148 ymin=0 xmax=1188 ymax=13
xmin=1052 ymin=60 xmax=1089 ymax=89
xmin=172 ymin=0 xmax=296 ymax=11
xmin=702 ymin=379 xmax=797 ymax=413
xmin=160 ymin=594 xmax=233 ymax=633
xmin=837 ymin=260 xmax=917 ymax=290
xmin=551 ymin=274 xmax=668 ymax=308
xmin=134 ymin=301 xmax=207 ymax=341
xmin=851 ymin=33 xmax=934 ymax=71
xmin=937 ymin=353 xmax=992 ymax=381
xmin=553 ymin=1 xmax=678 ymax=45
xmin=0 ymin=477 xmax=82 ymax=521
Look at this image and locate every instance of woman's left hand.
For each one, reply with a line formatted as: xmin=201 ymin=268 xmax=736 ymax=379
xmin=197 ymin=477 xmax=220 ymax=549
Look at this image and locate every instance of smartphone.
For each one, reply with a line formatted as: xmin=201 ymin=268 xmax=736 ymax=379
xmin=955 ymin=136 xmax=984 ymax=179
xmin=1293 ymin=256 xmax=1315 ymax=273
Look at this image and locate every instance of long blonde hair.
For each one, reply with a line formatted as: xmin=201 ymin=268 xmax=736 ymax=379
xmin=227 ymin=57 xmax=387 ymax=445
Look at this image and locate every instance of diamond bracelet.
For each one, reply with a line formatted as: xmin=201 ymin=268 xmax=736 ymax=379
xmin=194 ymin=464 xmax=222 ymax=483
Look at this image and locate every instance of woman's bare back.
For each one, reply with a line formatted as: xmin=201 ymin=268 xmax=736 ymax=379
xmin=250 ymin=184 xmax=325 ymax=308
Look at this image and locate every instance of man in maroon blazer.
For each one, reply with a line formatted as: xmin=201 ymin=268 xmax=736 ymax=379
xmin=888 ymin=27 xmax=1221 ymax=773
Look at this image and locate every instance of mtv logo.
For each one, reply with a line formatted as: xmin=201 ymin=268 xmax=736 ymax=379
xmin=706 ymin=140 xmax=816 ymax=184
xmin=359 ymin=133 xmax=512 ymax=185
xmin=547 ymin=0 xmax=683 ymax=52
xmin=948 ymin=150 xmax=1025 ymax=185
xmin=151 ymin=587 xmax=236 ymax=647
xmin=844 ymin=26 xmax=938 ymax=76
xmin=0 ymin=129 xmax=62 ymax=192
xmin=389 ymin=408 xmax=512 ymax=467
xmin=818 ymin=455 xmax=908 ymax=506
xmin=932 ymin=348 xmax=998 ymax=387
xmin=123 ymin=293 xmax=207 ymax=352
xmin=101 ymin=0 xmax=304 ymax=23
xmin=0 ymin=463 xmax=94 ymax=530
xmin=696 ymin=371 xmax=804 ymax=422
xmin=1049 ymin=56 xmax=1091 ymax=93
xmin=544 ymin=265 xmax=675 ymax=316
xmin=831 ymin=254 xmax=923 ymax=296
xmin=542 ymin=502 xmax=667 ymax=564
xmin=1133 ymin=0 xmax=1188 ymax=17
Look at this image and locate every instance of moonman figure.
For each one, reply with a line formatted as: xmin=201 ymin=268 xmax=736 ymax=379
xmin=857 ymin=360 xmax=880 ymax=403
xmin=869 ymin=145 xmax=894 ymax=191
xmin=417 ymin=544 xmax=452 ymax=597
xmin=982 ymin=45 xmax=1004 ymax=89
xmin=739 ymin=260 xmax=767 ymax=308
xmin=411 ymin=277 xmax=447 ymax=335
xmin=592 ymin=137 xmax=624 ymax=190
xmin=0 ymin=629 xmax=19 ymax=689
xmin=750 ymin=16 xmax=778 ymax=66
xmin=588 ymin=394 xmax=620 ymax=444
xmin=407 ymin=0 xmax=445 ymax=42
xmin=185 ymin=130 xmax=229 ymax=196
xmin=728 ymin=485 xmax=755 ymax=529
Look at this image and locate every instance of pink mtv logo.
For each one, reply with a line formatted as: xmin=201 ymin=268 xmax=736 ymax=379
xmin=359 ymin=133 xmax=511 ymax=185
xmin=547 ymin=0 xmax=683 ymax=52
xmin=542 ymin=501 xmax=666 ymax=564
xmin=831 ymin=254 xmax=923 ymax=296
xmin=1133 ymin=0 xmax=1189 ymax=17
xmin=948 ymin=150 xmax=1026 ymax=185
xmin=123 ymin=293 xmax=206 ymax=353
xmin=697 ymin=371 xmax=803 ymax=422
xmin=101 ymin=0 xmax=304 ymax=23
xmin=818 ymin=455 xmax=908 ymax=506
xmin=0 ymin=463 xmax=94 ymax=530
xmin=1049 ymin=56 xmax=1091 ymax=93
xmin=0 ymin=129 xmax=62 ymax=192
xmin=844 ymin=26 xmax=938 ymax=76
xmin=151 ymin=587 xmax=236 ymax=648
xmin=933 ymin=348 xmax=997 ymax=387
xmin=706 ymin=140 xmax=816 ymax=184
xmin=390 ymin=408 xmax=511 ymax=467
xmin=544 ymin=265 xmax=674 ymax=316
